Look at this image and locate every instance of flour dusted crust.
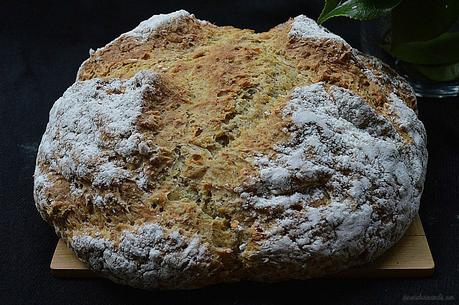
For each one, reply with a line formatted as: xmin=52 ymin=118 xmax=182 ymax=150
xmin=34 ymin=10 xmax=427 ymax=288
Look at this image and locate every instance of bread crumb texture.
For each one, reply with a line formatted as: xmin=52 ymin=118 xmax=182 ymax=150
xmin=34 ymin=10 xmax=427 ymax=289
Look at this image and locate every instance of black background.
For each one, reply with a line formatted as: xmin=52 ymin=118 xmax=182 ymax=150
xmin=1 ymin=1 xmax=458 ymax=304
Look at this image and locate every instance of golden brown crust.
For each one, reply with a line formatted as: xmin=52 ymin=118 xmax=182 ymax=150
xmin=34 ymin=11 xmax=427 ymax=289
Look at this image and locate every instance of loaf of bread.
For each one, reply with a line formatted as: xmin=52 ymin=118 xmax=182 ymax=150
xmin=34 ymin=10 xmax=427 ymax=289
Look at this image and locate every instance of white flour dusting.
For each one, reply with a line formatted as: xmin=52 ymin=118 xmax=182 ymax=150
xmin=35 ymin=71 xmax=159 ymax=202
xmin=72 ymin=223 xmax=214 ymax=289
xmin=239 ymin=83 xmax=427 ymax=272
xmin=123 ymin=10 xmax=192 ymax=42
xmin=289 ymin=15 xmax=347 ymax=44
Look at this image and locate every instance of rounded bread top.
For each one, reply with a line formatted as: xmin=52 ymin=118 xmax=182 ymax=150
xmin=34 ymin=10 xmax=427 ymax=288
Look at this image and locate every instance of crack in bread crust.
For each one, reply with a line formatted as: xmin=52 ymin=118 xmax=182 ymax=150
xmin=34 ymin=11 xmax=427 ymax=289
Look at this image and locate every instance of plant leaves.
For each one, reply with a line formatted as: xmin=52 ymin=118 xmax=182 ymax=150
xmin=318 ymin=0 xmax=340 ymax=24
xmin=391 ymin=0 xmax=459 ymax=45
xmin=409 ymin=62 xmax=459 ymax=82
xmin=388 ymin=32 xmax=459 ymax=65
xmin=318 ymin=0 xmax=401 ymax=24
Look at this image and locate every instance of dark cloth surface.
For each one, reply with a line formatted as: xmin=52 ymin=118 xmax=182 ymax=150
xmin=1 ymin=1 xmax=458 ymax=304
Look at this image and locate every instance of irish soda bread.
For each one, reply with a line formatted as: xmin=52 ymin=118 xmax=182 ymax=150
xmin=34 ymin=10 xmax=428 ymax=289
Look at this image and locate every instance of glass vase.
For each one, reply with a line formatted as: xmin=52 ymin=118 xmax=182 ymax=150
xmin=360 ymin=17 xmax=459 ymax=98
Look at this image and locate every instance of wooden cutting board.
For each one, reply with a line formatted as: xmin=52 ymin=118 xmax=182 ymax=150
xmin=50 ymin=214 xmax=434 ymax=278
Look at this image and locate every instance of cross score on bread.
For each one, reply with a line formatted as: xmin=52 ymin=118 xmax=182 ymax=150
xmin=34 ymin=10 xmax=427 ymax=289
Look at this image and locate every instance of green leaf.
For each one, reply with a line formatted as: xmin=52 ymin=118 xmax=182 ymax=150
xmin=318 ymin=0 xmax=340 ymax=24
xmin=391 ymin=0 xmax=459 ymax=45
xmin=389 ymin=32 xmax=459 ymax=65
xmin=318 ymin=0 xmax=401 ymax=24
xmin=409 ymin=62 xmax=459 ymax=82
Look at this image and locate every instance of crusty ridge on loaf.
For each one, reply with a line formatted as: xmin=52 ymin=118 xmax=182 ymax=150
xmin=34 ymin=10 xmax=427 ymax=289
